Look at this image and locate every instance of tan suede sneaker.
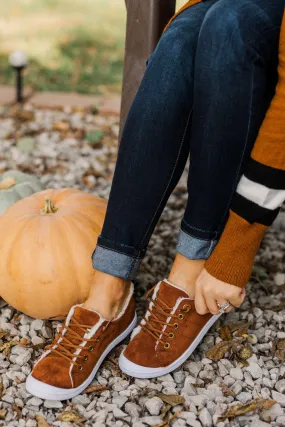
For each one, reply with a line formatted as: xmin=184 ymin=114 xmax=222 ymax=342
xmin=119 ymin=279 xmax=221 ymax=378
xmin=26 ymin=284 xmax=136 ymax=400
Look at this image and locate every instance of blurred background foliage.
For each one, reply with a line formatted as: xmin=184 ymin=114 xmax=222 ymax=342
xmin=0 ymin=0 xmax=185 ymax=95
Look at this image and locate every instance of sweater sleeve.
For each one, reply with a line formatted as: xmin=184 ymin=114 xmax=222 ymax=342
xmin=205 ymin=13 xmax=285 ymax=288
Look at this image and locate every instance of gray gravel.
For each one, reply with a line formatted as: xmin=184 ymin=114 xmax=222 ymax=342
xmin=0 ymin=104 xmax=284 ymax=426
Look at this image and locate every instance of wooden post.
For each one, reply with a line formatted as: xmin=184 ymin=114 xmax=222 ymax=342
xmin=119 ymin=0 xmax=176 ymax=138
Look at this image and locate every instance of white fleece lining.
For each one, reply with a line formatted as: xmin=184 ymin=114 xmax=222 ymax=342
xmin=34 ymin=282 xmax=135 ymax=387
xmin=131 ymin=281 xmax=161 ymax=340
xmin=131 ymin=278 xmax=193 ymax=344
xmin=69 ymin=282 xmax=134 ymax=385
xmin=154 ymin=278 xmax=194 ymax=349
xmin=33 ymin=305 xmax=77 ymax=367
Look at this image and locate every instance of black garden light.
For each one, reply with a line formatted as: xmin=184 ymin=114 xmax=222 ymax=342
xmin=9 ymin=51 xmax=28 ymax=103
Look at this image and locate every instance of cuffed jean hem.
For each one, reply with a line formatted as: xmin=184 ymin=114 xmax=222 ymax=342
xmin=176 ymin=229 xmax=217 ymax=260
xmin=92 ymin=245 xmax=142 ymax=281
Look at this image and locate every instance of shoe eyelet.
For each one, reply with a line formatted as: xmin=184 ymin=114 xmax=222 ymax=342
xmin=88 ymin=345 xmax=94 ymax=352
xmin=164 ymin=342 xmax=170 ymax=349
xmin=174 ymin=323 xmax=179 ymax=329
xmin=178 ymin=314 xmax=184 ymax=320
xmin=169 ymin=332 xmax=175 ymax=339
xmin=77 ymin=365 xmax=83 ymax=371
xmin=83 ymin=355 xmax=89 ymax=361
xmin=182 ymin=304 xmax=191 ymax=313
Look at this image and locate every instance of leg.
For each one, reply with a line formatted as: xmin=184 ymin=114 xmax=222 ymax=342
xmin=170 ymin=0 xmax=284 ymax=294
xmin=118 ymin=1 xmax=284 ymax=379
xmin=88 ymin=1 xmax=214 ymax=318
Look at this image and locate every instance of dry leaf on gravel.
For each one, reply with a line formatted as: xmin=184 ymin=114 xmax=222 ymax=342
xmin=237 ymin=343 xmax=253 ymax=361
xmin=272 ymin=338 xmax=285 ymax=361
xmin=56 ymin=410 xmax=85 ymax=424
xmin=0 ymin=329 xmax=8 ymax=340
xmin=153 ymin=411 xmax=181 ymax=427
xmin=218 ymin=398 xmax=276 ymax=421
xmin=206 ymin=341 xmax=233 ymax=361
xmin=0 ymin=380 xmax=4 ymax=398
xmin=84 ymin=384 xmax=109 ymax=394
xmin=53 ymin=122 xmax=70 ymax=132
xmin=219 ymin=326 xmax=232 ymax=341
xmin=35 ymin=415 xmax=51 ymax=427
xmin=12 ymin=404 xmax=22 ymax=419
xmin=161 ymin=404 xmax=172 ymax=420
xmin=0 ymin=341 xmax=18 ymax=352
xmin=157 ymin=394 xmax=185 ymax=407
xmin=220 ymin=382 xmax=236 ymax=397
xmin=0 ymin=408 xmax=7 ymax=419
xmin=228 ymin=322 xmax=250 ymax=338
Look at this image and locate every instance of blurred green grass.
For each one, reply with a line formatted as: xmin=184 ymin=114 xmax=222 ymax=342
xmin=0 ymin=0 xmax=185 ymax=94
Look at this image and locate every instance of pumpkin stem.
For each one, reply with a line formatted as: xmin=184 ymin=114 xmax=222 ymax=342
xmin=0 ymin=177 xmax=17 ymax=190
xmin=41 ymin=198 xmax=58 ymax=215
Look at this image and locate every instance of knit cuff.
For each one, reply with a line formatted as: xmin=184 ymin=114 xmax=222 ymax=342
xmin=205 ymin=210 xmax=267 ymax=288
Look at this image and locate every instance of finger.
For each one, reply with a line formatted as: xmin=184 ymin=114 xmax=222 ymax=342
xmin=223 ymin=285 xmax=246 ymax=307
xmin=216 ymin=298 xmax=233 ymax=313
xmin=195 ymin=290 xmax=208 ymax=315
xmin=205 ymin=294 xmax=220 ymax=315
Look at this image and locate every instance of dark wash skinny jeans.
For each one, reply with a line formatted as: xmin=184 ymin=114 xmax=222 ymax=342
xmin=93 ymin=0 xmax=284 ymax=280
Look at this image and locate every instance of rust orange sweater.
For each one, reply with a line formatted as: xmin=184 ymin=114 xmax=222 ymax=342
xmin=205 ymin=15 xmax=285 ymax=287
xmin=167 ymin=2 xmax=285 ymax=288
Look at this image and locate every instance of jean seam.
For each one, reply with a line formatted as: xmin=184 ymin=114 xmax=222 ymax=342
xmin=249 ymin=26 xmax=281 ymax=58
xmin=127 ymin=257 xmax=140 ymax=280
xmin=182 ymin=219 xmax=219 ymax=237
xmin=95 ymin=244 xmax=142 ymax=260
xmin=138 ymin=108 xmax=193 ymax=248
xmin=205 ymin=239 xmax=216 ymax=258
xmin=218 ymin=60 xmax=255 ymax=230
xmin=180 ymin=227 xmax=216 ymax=242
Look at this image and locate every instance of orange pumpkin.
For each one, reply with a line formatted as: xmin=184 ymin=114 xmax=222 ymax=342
xmin=0 ymin=188 xmax=107 ymax=319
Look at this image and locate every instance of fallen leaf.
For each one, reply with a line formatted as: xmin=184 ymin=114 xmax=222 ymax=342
xmin=206 ymin=341 xmax=233 ymax=361
xmin=56 ymin=410 xmax=85 ymax=424
xmin=218 ymin=398 xmax=276 ymax=422
xmin=15 ymin=109 xmax=35 ymax=122
xmin=20 ymin=337 xmax=30 ymax=346
xmin=12 ymin=404 xmax=22 ymax=419
xmin=219 ymin=326 xmax=232 ymax=341
xmin=84 ymin=384 xmax=109 ymax=394
xmin=35 ymin=415 xmax=51 ymax=427
xmin=220 ymin=382 xmax=235 ymax=397
xmin=0 ymin=329 xmax=8 ymax=340
xmin=53 ymin=121 xmax=70 ymax=132
xmin=0 ymin=408 xmax=7 ymax=419
xmin=157 ymin=394 xmax=185 ymax=407
xmin=0 ymin=341 xmax=18 ymax=352
xmin=238 ymin=343 xmax=253 ymax=361
xmin=227 ymin=322 xmax=250 ymax=334
xmin=273 ymin=339 xmax=285 ymax=361
xmin=153 ymin=411 xmax=181 ymax=427
xmin=0 ymin=380 xmax=4 ymax=398
xmin=161 ymin=404 xmax=172 ymax=420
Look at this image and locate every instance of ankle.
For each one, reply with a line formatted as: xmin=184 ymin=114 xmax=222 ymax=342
xmin=168 ymin=254 xmax=205 ymax=298
xmin=84 ymin=271 xmax=131 ymax=320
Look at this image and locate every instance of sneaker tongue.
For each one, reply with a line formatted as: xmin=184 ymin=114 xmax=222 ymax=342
xmin=156 ymin=280 xmax=189 ymax=307
xmin=62 ymin=306 xmax=101 ymax=345
xmin=144 ymin=280 xmax=189 ymax=337
xmin=72 ymin=306 xmax=101 ymax=327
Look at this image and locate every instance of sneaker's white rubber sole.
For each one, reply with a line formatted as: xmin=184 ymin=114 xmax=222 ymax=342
xmin=119 ymin=312 xmax=222 ymax=378
xmin=26 ymin=314 xmax=137 ymax=401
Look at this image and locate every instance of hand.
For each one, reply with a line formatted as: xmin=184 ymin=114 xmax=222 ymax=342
xmin=194 ymin=268 xmax=246 ymax=315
